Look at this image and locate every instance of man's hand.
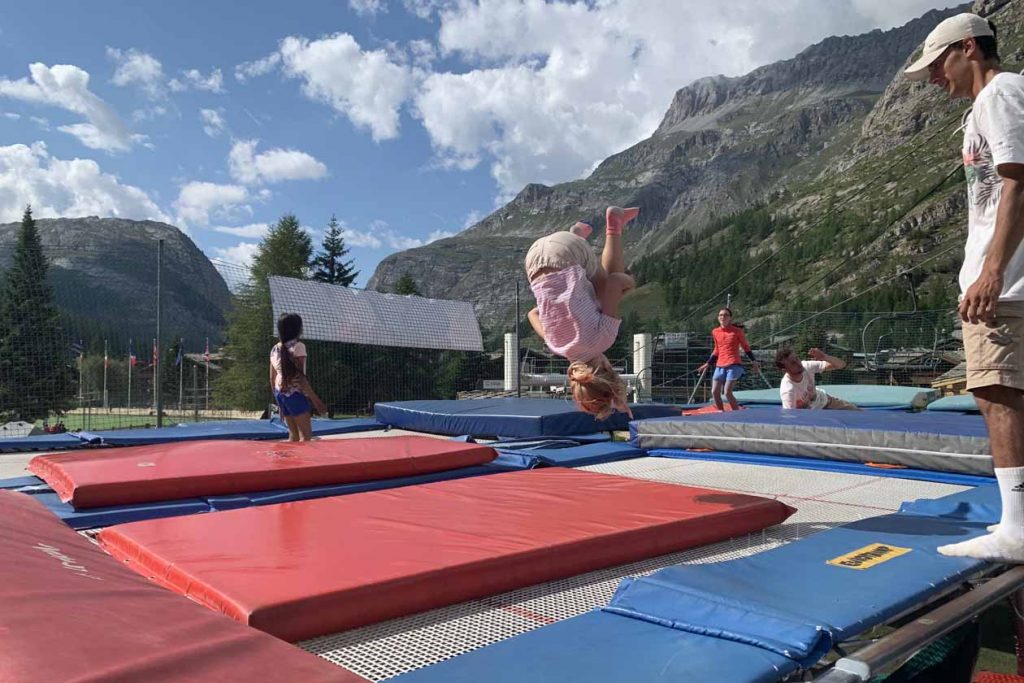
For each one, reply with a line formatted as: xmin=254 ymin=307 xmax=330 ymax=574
xmin=696 ymin=363 xmax=708 ymax=373
xmin=809 ymin=348 xmax=826 ymax=361
xmin=751 ymin=361 xmax=761 ymax=373
xmin=960 ymin=269 xmax=1003 ymax=325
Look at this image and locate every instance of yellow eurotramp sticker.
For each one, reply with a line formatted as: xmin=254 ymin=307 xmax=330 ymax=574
xmin=827 ymin=543 xmax=912 ymax=570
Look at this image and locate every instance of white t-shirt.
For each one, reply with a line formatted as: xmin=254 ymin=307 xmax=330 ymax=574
xmin=961 ymin=72 xmax=1024 ymax=301
xmin=270 ymin=340 xmax=307 ymax=393
xmin=780 ymin=361 xmax=830 ymax=409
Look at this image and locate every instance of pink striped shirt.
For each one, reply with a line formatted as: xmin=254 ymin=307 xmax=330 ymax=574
xmin=530 ymin=265 xmax=620 ymax=362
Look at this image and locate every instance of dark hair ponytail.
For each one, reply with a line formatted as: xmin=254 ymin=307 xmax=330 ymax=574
xmin=277 ymin=313 xmax=303 ymax=388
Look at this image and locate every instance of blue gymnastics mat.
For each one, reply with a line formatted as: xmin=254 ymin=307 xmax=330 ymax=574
xmin=374 ymin=399 xmax=679 ymax=437
xmin=0 ymin=432 xmax=93 ymax=453
xmin=78 ymin=417 xmax=385 ymax=446
xmin=631 ymin=407 xmax=992 ymax=476
xmin=7 ymin=461 xmax=523 ymax=530
xmin=392 ymin=486 xmax=995 ymax=683
xmin=493 ymin=442 xmax=646 ymax=469
xmin=733 ymin=384 xmax=937 ymax=410
xmin=926 ymin=394 xmax=980 ymax=413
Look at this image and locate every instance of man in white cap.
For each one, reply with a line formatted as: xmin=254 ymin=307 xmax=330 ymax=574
xmin=906 ymin=13 xmax=1024 ymax=563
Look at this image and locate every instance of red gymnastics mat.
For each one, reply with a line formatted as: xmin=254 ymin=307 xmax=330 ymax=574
xmin=0 ymin=491 xmax=365 ymax=683
xmin=29 ymin=435 xmax=496 ymax=508
xmin=99 ymin=468 xmax=796 ymax=641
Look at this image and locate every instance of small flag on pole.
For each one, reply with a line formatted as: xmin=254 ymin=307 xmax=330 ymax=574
xmin=175 ymin=342 xmax=183 ymax=367
xmin=104 ymin=344 xmax=109 ymax=369
xmin=129 ymin=340 xmax=137 ymax=367
xmin=152 ymin=339 xmax=158 ymax=368
xmin=204 ymin=338 xmax=210 ymax=362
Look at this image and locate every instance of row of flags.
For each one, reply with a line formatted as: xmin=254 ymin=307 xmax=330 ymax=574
xmin=78 ymin=338 xmax=212 ymax=369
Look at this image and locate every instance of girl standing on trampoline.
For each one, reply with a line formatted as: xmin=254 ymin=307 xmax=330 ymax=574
xmin=696 ymin=308 xmax=760 ymax=411
xmin=526 ymin=206 xmax=639 ymax=420
xmin=270 ymin=313 xmax=327 ymax=442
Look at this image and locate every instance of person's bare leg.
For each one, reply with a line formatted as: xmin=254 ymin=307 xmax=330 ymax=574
xmin=724 ymin=379 xmax=740 ymax=410
xmin=283 ymin=415 xmax=300 ymax=442
xmin=939 ymin=384 xmax=1024 ymax=562
xmin=294 ymin=412 xmax=314 ymax=442
xmin=603 ymin=206 xmax=639 ymax=275
xmin=711 ymin=380 xmax=724 ymax=411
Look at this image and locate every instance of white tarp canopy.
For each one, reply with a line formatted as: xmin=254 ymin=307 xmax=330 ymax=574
xmin=269 ymin=276 xmax=483 ymax=352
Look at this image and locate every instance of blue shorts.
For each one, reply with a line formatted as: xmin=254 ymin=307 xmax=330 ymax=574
xmin=712 ymin=364 xmax=745 ymax=383
xmin=275 ymin=390 xmax=311 ymax=417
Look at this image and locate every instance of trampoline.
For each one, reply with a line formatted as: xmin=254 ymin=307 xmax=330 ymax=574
xmin=296 ymin=457 xmax=971 ymax=681
xmin=733 ymin=384 xmax=938 ymax=410
xmin=391 ymin=486 xmax=995 ymax=683
xmin=0 ymin=490 xmax=365 ymax=683
xmin=0 ymin=431 xmax=94 ymax=453
xmin=374 ymin=398 xmax=679 ymax=437
xmin=29 ymin=435 xmax=496 ymax=508
xmin=630 ymin=408 xmax=992 ymax=475
xmin=98 ymin=468 xmax=794 ymax=641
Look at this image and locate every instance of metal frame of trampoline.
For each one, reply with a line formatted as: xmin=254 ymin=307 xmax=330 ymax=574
xmin=297 ymin=457 xmax=984 ymax=681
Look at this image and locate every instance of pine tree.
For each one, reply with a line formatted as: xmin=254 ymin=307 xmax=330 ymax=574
xmin=0 ymin=207 xmax=76 ymax=422
xmin=312 ymin=215 xmax=358 ymax=286
xmin=394 ymin=273 xmax=421 ymax=296
xmin=215 ymin=214 xmax=313 ymax=411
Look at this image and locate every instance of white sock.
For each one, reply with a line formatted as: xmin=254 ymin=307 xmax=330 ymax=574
xmin=996 ymin=466 xmax=1024 ymax=539
xmin=938 ymin=466 xmax=1024 ymax=563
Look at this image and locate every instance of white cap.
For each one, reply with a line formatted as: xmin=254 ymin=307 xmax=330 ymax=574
xmin=904 ymin=13 xmax=994 ymax=81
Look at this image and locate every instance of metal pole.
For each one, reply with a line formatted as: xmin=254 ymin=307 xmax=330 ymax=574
xmin=688 ymin=367 xmax=708 ymax=405
xmin=155 ymin=240 xmax=163 ymax=428
xmin=515 ymin=280 xmax=521 ymax=398
xmin=1014 ymin=588 xmax=1024 ymax=675
xmin=818 ymin=566 xmax=1024 ymax=682
xmin=192 ymin=364 xmax=199 ymax=421
xmin=127 ymin=339 xmax=132 ymax=414
xmin=179 ymin=338 xmax=184 ymax=415
xmin=205 ymin=337 xmax=210 ymax=414
xmin=103 ymin=339 xmax=108 ymax=410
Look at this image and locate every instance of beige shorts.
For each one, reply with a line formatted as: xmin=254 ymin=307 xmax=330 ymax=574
xmin=964 ymin=300 xmax=1024 ymax=392
xmin=525 ymin=231 xmax=599 ymax=282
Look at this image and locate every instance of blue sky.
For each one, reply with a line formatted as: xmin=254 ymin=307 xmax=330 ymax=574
xmin=0 ymin=0 xmax=954 ymax=286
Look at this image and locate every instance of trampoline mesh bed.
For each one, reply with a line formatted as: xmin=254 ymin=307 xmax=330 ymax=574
xmin=294 ymin=457 xmax=968 ymax=681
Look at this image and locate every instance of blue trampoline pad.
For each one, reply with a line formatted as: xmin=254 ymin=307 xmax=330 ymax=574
xmin=392 ymin=609 xmax=797 ymax=683
xmin=926 ymin=394 xmax=979 ymax=413
xmin=308 ymin=417 xmax=385 ymax=435
xmin=395 ymin=487 xmax=994 ymax=683
xmin=29 ymin=491 xmax=211 ymax=530
xmin=649 ymin=449 xmax=997 ymax=488
xmin=494 ymin=442 xmax=646 ymax=469
xmin=0 ymin=432 xmax=92 ymax=453
xmin=80 ymin=419 xmax=289 ymax=446
xmin=375 ymin=399 xmax=679 ymax=437
xmin=0 ymin=475 xmax=47 ymax=490
xmin=733 ymin=384 xmax=937 ymax=410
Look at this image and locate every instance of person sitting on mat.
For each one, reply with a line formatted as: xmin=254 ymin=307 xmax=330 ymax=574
xmin=696 ymin=307 xmax=760 ymax=411
xmin=526 ymin=206 xmax=639 ymax=420
xmin=270 ymin=312 xmax=327 ymax=441
xmin=775 ymin=346 xmax=860 ymax=410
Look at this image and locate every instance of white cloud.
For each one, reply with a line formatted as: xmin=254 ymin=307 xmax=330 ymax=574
xmin=107 ymin=47 xmax=166 ymax=100
xmin=212 ymin=222 xmax=269 ymax=238
xmin=460 ymin=209 xmax=483 ymax=230
xmin=2 ymin=112 xmax=19 ymax=120
xmin=427 ymin=228 xmax=456 ymax=242
xmin=211 ymin=241 xmax=261 ymax=267
xmin=279 ymin=33 xmax=414 ymax=141
xmin=169 ymin=68 xmax=224 ymax=93
xmin=349 ymin=0 xmax=386 ymax=16
xmin=0 ymin=63 xmax=137 ymax=152
xmin=30 ymin=116 xmax=49 ymax=129
xmin=413 ymin=0 xmax=955 ymax=198
xmin=174 ymin=181 xmax=249 ymax=225
xmin=403 ymin=0 xmax=455 ymax=19
xmin=200 ymin=108 xmax=227 ymax=137
xmin=227 ymin=139 xmax=328 ymax=185
xmin=235 ymin=53 xmax=281 ymax=82
xmin=0 ymin=141 xmax=170 ymax=224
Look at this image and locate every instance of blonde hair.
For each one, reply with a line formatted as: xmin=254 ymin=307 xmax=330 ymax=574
xmin=568 ymin=357 xmax=629 ymax=421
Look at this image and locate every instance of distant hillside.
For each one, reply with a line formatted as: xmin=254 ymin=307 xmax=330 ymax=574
xmin=369 ymin=2 xmax=1002 ymax=333
xmin=0 ymin=217 xmax=232 ymax=347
